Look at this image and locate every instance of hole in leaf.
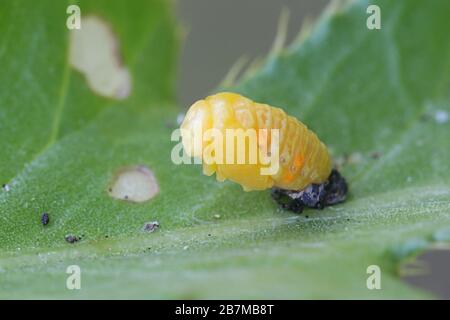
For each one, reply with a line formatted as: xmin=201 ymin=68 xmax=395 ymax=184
xmin=108 ymin=165 xmax=159 ymax=203
xmin=69 ymin=15 xmax=131 ymax=100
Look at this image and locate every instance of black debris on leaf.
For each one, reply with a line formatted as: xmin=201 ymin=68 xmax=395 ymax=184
xmin=299 ymin=184 xmax=327 ymax=209
xmin=65 ymin=235 xmax=80 ymax=244
xmin=370 ymin=152 xmax=382 ymax=159
xmin=271 ymin=188 xmax=304 ymax=213
xmin=143 ymin=221 xmax=160 ymax=233
xmin=41 ymin=212 xmax=49 ymax=226
xmin=324 ymin=169 xmax=348 ymax=206
xmin=271 ymin=169 xmax=348 ymax=213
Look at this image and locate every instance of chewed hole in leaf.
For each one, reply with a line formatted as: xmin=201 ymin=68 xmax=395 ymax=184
xmin=108 ymin=165 xmax=159 ymax=203
xmin=69 ymin=15 xmax=131 ymax=100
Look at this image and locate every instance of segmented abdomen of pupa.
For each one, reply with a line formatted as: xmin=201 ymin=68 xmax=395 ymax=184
xmin=181 ymin=92 xmax=332 ymax=191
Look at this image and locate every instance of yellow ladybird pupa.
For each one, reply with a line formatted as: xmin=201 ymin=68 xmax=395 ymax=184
xmin=180 ymin=92 xmax=332 ymax=192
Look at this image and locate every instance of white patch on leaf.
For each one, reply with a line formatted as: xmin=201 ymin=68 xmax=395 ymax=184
xmin=434 ymin=110 xmax=449 ymax=124
xmin=109 ymin=166 xmax=159 ymax=203
xmin=69 ymin=15 xmax=131 ymax=99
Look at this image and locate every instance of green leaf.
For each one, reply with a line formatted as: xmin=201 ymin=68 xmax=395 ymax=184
xmin=1 ymin=0 xmax=449 ymax=299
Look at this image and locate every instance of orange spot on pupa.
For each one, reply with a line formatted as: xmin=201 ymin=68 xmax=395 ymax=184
xmin=293 ymin=154 xmax=304 ymax=170
xmin=283 ymin=171 xmax=295 ymax=183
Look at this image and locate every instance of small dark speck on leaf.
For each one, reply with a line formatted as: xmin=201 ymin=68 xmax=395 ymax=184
xmin=370 ymin=152 xmax=382 ymax=159
xmin=41 ymin=212 xmax=49 ymax=226
xmin=143 ymin=221 xmax=160 ymax=233
xmin=65 ymin=235 xmax=80 ymax=244
xmin=2 ymin=184 xmax=10 ymax=192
